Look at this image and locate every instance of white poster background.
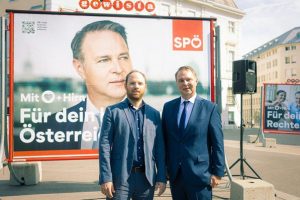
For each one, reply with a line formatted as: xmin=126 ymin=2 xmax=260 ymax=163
xmin=14 ymin=13 xmax=211 ymax=85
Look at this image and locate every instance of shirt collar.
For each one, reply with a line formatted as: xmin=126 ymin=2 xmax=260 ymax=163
xmin=126 ymin=98 xmax=145 ymax=110
xmin=181 ymin=93 xmax=197 ymax=105
xmin=86 ymin=96 xmax=104 ymax=114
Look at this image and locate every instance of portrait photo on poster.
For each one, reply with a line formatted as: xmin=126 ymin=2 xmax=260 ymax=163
xmin=10 ymin=11 xmax=214 ymax=160
xmin=263 ymin=83 xmax=300 ymax=133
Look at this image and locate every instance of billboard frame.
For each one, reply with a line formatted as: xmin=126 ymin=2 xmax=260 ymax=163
xmin=262 ymin=83 xmax=300 ymax=135
xmin=7 ymin=9 xmax=217 ymax=162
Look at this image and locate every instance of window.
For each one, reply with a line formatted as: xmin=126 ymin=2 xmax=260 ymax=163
xmin=292 ymin=69 xmax=297 ymax=77
xmin=226 ymin=87 xmax=235 ymax=105
xmin=227 ymin=50 xmax=234 ymax=72
xmin=228 ymin=21 xmax=235 ymax=33
xmin=228 ymin=111 xmax=235 ymax=125
xmin=272 ymin=59 xmax=277 ymax=67
xmin=285 ymin=57 xmax=290 ymax=64
xmin=291 ymin=55 xmax=296 ymax=63
xmin=286 ymin=45 xmax=297 ymax=51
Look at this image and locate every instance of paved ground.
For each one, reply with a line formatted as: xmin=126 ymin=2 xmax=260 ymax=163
xmin=1 ymin=129 xmax=300 ymax=199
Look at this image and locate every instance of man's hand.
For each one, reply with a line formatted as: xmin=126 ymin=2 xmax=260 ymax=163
xmin=100 ymin=182 xmax=115 ymax=198
xmin=210 ymin=175 xmax=221 ymax=188
xmin=155 ymin=182 xmax=166 ymax=196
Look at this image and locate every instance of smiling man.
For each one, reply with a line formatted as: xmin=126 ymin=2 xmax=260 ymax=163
xmin=162 ymin=66 xmax=225 ymax=200
xmin=33 ymin=20 xmax=133 ymax=150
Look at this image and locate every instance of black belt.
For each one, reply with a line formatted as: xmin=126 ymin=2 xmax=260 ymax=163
xmin=131 ymin=166 xmax=145 ymax=173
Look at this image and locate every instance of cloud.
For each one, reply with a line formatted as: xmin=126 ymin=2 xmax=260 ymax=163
xmin=239 ymin=0 xmax=300 ymax=56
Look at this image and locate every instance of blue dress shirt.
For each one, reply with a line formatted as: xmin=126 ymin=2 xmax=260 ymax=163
xmin=128 ymin=100 xmax=145 ymax=167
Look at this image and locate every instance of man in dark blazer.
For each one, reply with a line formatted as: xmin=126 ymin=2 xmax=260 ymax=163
xmin=100 ymin=70 xmax=166 ymax=199
xmin=26 ymin=20 xmax=133 ymax=151
xmin=162 ymin=66 xmax=225 ymax=200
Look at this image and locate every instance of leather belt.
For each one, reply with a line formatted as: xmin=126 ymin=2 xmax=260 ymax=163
xmin=131 ymin=166 xmax=145 ymax=173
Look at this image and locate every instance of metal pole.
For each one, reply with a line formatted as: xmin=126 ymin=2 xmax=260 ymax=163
xmin=250 ymin=93 xmax=253 ymax=128
xmin=3 ymin=14 xmax=24 ymax=184
xmin=240 ymin=94 xmax=244 ymax=179
xmin=259 ymin=86 xmax=265 ymax=140
xmin=0 ymin=17 xmax=4 ymax=170
xmin=215 ymin=26 xmax=222 ymax=113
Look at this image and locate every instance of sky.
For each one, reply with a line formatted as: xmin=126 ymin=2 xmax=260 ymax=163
xmin=235 ymin=0 xmax=300 ymax=56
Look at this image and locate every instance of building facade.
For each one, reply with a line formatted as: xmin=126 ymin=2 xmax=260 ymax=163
xmin=1 ymin=0 xmax=245 ymax=127
xmin=243 ymin=27 xmax=300 ymax=127
xmin=0 ymin=0 xmax=44 ymax=16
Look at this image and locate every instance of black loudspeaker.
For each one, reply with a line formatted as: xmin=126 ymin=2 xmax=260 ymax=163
xmin=232 ymin=60 xmax=257 ymax=94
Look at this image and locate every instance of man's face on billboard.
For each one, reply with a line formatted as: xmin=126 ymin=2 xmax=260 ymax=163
xmin=74 ymin=30 xmax=133 ymax=104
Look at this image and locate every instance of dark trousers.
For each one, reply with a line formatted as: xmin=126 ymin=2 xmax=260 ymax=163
xmin=169 ymin=170 xmax=212 ymax=200
xmin=107 ymin=171 xmax=154 ymax=200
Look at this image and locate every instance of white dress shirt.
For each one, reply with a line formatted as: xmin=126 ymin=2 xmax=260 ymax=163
xmin=81 ymin=97 xmax=104 ymax=149
xmin=177 ymin=94 xmax=197 ymax=128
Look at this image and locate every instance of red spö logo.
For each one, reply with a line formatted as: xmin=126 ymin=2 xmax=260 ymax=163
xmin=173 ymin=20 xmax=203 ymax=51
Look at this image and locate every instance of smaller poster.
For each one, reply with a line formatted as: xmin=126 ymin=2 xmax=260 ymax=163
xmin=263 ymin=83 xmax=300 ymax=134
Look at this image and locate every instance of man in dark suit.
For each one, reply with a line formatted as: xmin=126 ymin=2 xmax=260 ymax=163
xmin=162 ymin=66 xmax=225 ymax=200
xmin=29 ymin=20 xmax=133 ymax=151
xmin=100 ymin=70 xmax=166 ymax=199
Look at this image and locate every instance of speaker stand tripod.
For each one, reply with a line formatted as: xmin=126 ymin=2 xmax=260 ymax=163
xmin=229 ymin=93 xmax=261 ymax=179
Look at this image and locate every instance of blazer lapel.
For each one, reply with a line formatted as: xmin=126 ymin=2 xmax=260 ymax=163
xmin=174 ymin=98 xmax=181 ymax=128
xmin=122 ymin=100 xmax=136 ymax=140
xmin=143 ymin=104 xmax=148 ymax=133
xmin=170 ymin=98 xmax=181 ymax=141
xmin=182 ymin=96 xmax=203 ymax=140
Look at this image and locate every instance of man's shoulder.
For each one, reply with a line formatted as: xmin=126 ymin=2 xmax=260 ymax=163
xmin=47 ymin=100 xmax=87 ymax=121
xmin=145 ymin=103 xmax=159 ymax=114
xmin=164 ymin=97 xmax=180 ymax=107
xmin=106 ymin=100 xmax=126 ymax=111
xmin=66 ymin=100 xmax=87 ymax=112
xmin=289 ymin=103 xmax=298 ymax=110
xmin=198 ymin=98 xmax=218 ymax=112
xmin=199 ymin=97 xmax=215 ymax=106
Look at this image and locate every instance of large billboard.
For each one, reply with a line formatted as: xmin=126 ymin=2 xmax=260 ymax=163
xmin=8 ymin=10 xmax=215 ymax=161
xmin=263 ymin=83 xmax=300 ymax=134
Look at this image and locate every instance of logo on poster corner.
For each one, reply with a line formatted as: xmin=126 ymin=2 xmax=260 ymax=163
xmin=172 ymin=20 xmax=203 ymax=51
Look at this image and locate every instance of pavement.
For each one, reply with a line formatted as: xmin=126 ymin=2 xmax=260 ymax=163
xmin=1 ymin=130 xmax=300 ymax=199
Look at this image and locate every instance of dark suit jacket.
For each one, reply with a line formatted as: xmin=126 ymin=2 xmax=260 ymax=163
xmin=28 ymin=100 xmax=86 ymax=151
xmin=99 ymin=99 xmax=166 ymax=187
xmin=162 ymin=96 xmax=225 ymax=186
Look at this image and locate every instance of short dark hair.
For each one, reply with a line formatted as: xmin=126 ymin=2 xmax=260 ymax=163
xmin=276 ymin=90 xmax=286 ymax=96
xmin=71 ymin=20 xmax=128 ymax=61
xmin=125 ymin=70 xmax=147 ymax=84
xmin=175 ymin=66 xmax=198 ymax=81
